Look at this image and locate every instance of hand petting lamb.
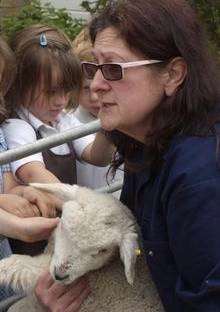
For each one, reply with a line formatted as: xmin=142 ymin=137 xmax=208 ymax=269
xmin=0 ymin=183 xmax=164 ymax=312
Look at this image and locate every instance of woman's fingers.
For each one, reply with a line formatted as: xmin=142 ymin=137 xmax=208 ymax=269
xmin=64 ymin=285 xmax=91 ymax=312
xmin=35 ymin=271 xmax=55 ymax=302
xmin=35 ymin=273 xmax=90 ymax=312
xmin=49 ymin=278 xmax=89 ymax=307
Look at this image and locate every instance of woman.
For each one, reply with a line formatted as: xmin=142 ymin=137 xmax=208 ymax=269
xmin=35 ymin=0 xmax=220 ymax=311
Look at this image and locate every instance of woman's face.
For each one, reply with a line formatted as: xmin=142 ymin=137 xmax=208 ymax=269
xmin=90 ymin=27 xmax=166 ymax=141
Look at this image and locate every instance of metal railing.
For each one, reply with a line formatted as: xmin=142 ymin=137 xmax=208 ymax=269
xmin=0 ymin=120 xmax=101 ymax=165
xmin=96 ymin=180 xmax=123 ymax=193
xmin=0 ymin=119 xmax=123 ymax=194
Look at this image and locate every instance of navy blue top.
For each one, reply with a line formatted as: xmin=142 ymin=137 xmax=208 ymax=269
xmin=120 ymin=134 xmax=220 ymax=311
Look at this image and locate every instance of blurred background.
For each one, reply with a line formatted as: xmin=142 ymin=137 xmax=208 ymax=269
xmin=0 ymin=0 xmax=219 ymax=59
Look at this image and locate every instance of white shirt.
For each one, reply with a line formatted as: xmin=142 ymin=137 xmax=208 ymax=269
xmin=2 ymin=107 xmax=95 ymax=175
xmin=74 ymin=106 xmax=123 ymax=197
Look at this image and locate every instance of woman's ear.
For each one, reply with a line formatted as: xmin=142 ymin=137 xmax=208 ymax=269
xmin=163 ymin=57 xmax=187 ymax=96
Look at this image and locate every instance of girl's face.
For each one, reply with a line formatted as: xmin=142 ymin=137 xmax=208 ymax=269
xmin=26 ymin=86 xmax=71 ymax=125
xmin=78 ymin=79 xmax=100 ymax=117
xmin=90 ymin=27 xmax=166 ymax=142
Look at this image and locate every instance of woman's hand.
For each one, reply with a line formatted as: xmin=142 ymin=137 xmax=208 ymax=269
xmin=35 ymin=272 xmax=90 ymax=312
xmin=9 ymin=186 xmax=62 ymax=218
xmin=0 ymin=193 xmax=41 ymax=217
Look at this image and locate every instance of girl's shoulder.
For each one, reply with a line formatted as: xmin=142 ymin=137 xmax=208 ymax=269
xmin=2 ymin=118 xmax=35 ymax=131
xmin=2 ymin=119 xmax=37 ymax=141
xmin=58 ymin=110 xmax=88 ymax=129
xmin=74 ymin=107 xmax=96 ymax=124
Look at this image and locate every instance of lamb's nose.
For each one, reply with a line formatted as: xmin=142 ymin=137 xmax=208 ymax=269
xmin=54 ymin=268 xmax=69 ymax=281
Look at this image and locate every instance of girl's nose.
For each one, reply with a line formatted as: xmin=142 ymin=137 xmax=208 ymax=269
xmin=55 ymin=93 xmax=69 ymax=106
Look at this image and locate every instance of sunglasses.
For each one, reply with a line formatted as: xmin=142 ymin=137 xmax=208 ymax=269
xmin=81 ymin=59 xmax=162 ymax=81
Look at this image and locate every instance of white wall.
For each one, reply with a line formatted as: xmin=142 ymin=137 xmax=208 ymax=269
xmin=41 ymin=0 xmax=91 ymax=20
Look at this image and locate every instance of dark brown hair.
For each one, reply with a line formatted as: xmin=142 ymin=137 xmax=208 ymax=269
xmin=0 ymin=36 xmax=16 ymax=123
xmin=90 ymin=0 xmax=220 ymax=175
xmin=6 ymin=24 xmax=82 ymax=113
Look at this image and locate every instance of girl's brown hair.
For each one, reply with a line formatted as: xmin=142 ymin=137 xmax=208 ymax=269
xmin=90 ymin=0 xmax=220 ymax=175
xmin=0 ymin=36 xmax=16 ymax=123
xmin=7 ymin=24 xmax=82 ymax=113
xmin=73 ymin=27 xmax=94 ymax=62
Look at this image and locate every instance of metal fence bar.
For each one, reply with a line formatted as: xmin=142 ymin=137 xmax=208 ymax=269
xmin=0 ymin=119 xmax=101 ymax=165
xmin=96 ymin=180 xmax=123 ymax=193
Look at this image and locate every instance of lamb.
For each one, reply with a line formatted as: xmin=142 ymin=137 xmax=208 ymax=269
xmin=0 ymin=183 xmax=164 ymax=312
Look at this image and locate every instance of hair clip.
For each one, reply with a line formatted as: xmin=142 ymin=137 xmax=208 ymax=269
xmin=39 ymin=33 xmax=47 ymax=47
xmin=135 ymin=248 xmax=141 ymax=256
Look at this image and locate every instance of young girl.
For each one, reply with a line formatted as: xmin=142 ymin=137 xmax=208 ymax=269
xmin=0 ymin=36 xmax=59 ymax=305
xmin=3 ymin=24 xmax=114 ymax=188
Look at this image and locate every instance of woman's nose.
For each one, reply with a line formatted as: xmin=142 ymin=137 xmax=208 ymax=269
xmin=90 ymin=69 xmax=110 ymax=94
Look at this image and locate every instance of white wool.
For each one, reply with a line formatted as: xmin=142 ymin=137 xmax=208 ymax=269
xmin=0 ymin=183 xmax=164 ymax=312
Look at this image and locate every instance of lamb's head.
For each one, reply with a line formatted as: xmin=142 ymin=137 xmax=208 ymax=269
xmin=31 ymin=183 xmax=139 ymax=285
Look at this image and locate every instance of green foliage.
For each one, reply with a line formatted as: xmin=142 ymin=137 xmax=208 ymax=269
xmin=81 ymin=0 xmax=108 ymax=15
xmin=0 ymin=0 xmax=85 ymax=41
xmin=193 ymin=0 xmax=220 ymax=57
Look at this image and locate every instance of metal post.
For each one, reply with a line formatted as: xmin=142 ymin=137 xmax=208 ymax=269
xmin=96 ymin=180 xmax=123 ymax=193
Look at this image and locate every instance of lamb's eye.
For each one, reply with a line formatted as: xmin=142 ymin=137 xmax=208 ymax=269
xmin=91 ymin=249 xmax=108 ymax=257
xmin=98 ymin=248 xmax=107 ymax=254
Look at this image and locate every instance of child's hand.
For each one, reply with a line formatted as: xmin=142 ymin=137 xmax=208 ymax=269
xmin=0 ymin=194 xmax=41 ymax=218
xmin=10 ymin=186 xmax=61 ymax=218
xmin=21 ymin=186 xmax=59 ymax=218
xmin=15 ymin=216 xmax=60 ymax=242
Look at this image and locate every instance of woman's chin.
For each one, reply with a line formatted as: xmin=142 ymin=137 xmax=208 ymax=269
xmin=100 ymin=119 xmax=117 ymax=132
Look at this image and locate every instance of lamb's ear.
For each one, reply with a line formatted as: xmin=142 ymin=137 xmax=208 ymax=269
xmin=119 ymin=232 xmax=139 ymax=285
xmin=30 ymin=183 xmax=79 ymax=202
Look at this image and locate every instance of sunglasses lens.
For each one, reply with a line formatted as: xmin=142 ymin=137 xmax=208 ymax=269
xmin=102 ymin=64 xmax=122 ymax=81
xmin=82 ymin=63 xmax=97 ymax=79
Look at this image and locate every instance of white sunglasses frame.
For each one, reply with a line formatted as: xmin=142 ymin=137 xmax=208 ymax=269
xmin=81 ymin=59 xmax=163 ymax=81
